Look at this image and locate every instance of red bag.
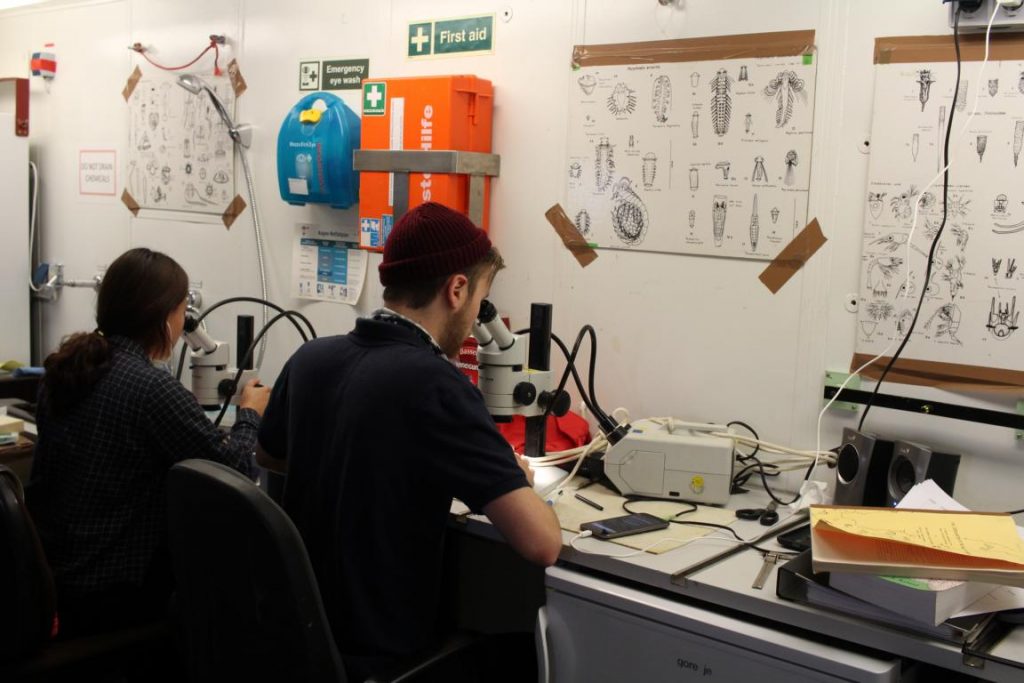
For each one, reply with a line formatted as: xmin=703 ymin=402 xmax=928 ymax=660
xmin=497 ymin=411 xmax=591 ymax=454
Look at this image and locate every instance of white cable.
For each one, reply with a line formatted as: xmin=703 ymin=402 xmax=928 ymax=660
xmin=537 ymin=429 xmax=615 ymax=501
xmin=238 ymin=146 xmax=269 ymax=368
xmin=815 ymin=5 xmax=998 ymax=494
xmin=27 ymin=161 xmax=40 ymax=292
xmin=611 ymin=406 xmax=630 ymax=424
xmin=708 ymin=431 xmax=834 ymax=461
xmin=640 ymin=416 xmax=834 ymax=461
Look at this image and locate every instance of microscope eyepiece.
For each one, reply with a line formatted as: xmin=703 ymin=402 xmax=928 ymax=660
xmin=477 ymin=299 xmax=497 ymax=324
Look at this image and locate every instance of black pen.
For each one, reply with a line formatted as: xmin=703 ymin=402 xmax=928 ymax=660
xmin=575 ymin=493 xmax=604 ymax=511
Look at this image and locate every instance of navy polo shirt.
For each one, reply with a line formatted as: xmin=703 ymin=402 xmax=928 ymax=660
xmin=258 ymin=317 xmax=529 ymax=658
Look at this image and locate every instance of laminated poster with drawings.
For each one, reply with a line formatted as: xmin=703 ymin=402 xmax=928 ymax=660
xmin=566 ymin=30 xmax=817 ymax=260
xmin=854 ymin=33 xmax=1024 ymax=388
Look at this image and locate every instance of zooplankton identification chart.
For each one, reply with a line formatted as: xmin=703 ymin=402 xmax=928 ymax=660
xmin=126 ymin=72 xmax=236 ymax=215
xmin=566 ymin=37 xmax=817 ymax=261
xmin=856 ymin=52 xmax=1024 ymax=383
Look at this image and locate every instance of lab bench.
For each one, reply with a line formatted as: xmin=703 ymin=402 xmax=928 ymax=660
xmin=448 ymin=485 xmax=1024 ymax=682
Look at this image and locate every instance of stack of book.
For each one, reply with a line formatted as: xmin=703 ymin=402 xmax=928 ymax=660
xmin=776 ymin=497 xmax=1024 ymax=642
xmin=777 ymin=550 xmax=995 ymax=644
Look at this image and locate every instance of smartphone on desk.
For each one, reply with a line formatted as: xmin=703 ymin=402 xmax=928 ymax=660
xmin=580 ymin=513 xmax=669 ymax=540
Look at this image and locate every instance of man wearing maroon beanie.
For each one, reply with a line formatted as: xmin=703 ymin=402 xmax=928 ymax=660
xmin=257 ymin=202 xmax=561 ymax=680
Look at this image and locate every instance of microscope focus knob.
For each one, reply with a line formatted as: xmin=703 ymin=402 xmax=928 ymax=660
xmin=539 ymin=389 xmax=571 ymax=417
xmin=513 ymin=382 xmax=537 ymax=406
xmin=217 ymin=378 xmax=237 ymax=398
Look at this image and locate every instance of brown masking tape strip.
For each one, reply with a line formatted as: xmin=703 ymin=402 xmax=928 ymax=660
xmin=227 ymin=59 xmax=247 ymax=98
xmin=222 ymin=194 xmax=247 ymax=229
xmin=122 ymin=66 xmax=142 ymax=102
xmin=121 ymin=189 xmax=140 ymax=216
xmin=758 ymin=218 xmax=826 ymax=294
xmin=874 ymin=33 xmax=1024 ymax=65
xmin=573 ymin=29 xmax=815 ymax=68
xmin=545 ymin=203 xmax=598 ymax=267
xmin=849 ymin=352 xmax=1024 ymax=391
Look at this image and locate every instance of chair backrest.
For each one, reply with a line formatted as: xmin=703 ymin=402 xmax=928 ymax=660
xmin=166 ymin=459 xmax=346 ymax=683
xmin=0 ymin=464 xmax=56 ymax=662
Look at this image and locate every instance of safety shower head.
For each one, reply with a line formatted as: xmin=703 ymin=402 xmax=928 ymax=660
xmin=176 ymin=73 xmax=248 ymax=147
xmin=176 ymin=73 xmax=204 ymax=95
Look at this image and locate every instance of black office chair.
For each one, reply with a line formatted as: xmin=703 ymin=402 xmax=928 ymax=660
xmin=166 ymin=459 xmax=480 ymax=683
xmin=0 ymin=464 xmax=173 ymax=682
xmin=0 ymin=464 xmax=56 ymax=662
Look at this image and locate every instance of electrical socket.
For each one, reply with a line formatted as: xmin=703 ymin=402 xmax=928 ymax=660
xmin=949 ymin=0 xmax=1024 ymax=31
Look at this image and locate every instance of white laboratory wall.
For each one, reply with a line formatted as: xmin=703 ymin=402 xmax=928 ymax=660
xmin=1 ymin=0 xmax=1021 ymax=510
xmin=0 ymin=112 xmax=30 ymax=364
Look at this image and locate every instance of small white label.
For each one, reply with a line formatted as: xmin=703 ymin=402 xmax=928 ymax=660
xmin=388 ymin=97 xmax=405 ymax=208
xmin=288 ymin=177 xmax=309 ymax=195
xmin=79 ymin=149 xmax=117 ymax=196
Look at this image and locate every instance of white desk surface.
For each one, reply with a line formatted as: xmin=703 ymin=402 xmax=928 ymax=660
xmin=450 ymin=474 xmax=1024 ymax=682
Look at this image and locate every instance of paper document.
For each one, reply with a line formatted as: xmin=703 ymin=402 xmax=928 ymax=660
xmin=898 ymin=479 xmax=968 ymax=513
xmin=292 ymin=223 xmax=367 ymax=305
xmin=812 ymin=506 xmax=1024 ymax=565
xmin=899 ymin=480 xmax=1024 ymax=617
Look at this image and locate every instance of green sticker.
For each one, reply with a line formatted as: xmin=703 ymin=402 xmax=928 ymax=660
xmin=803 ymin=53 xmax=814 ymax=65
xmin=408 ymin=22 xmax=433 ymax=57
xmin=362 ymin=82 xmax=386 ymax=116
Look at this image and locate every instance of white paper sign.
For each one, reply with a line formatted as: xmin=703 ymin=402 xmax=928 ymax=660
xmin=292 ymin=223 xmax=367 ymax=305
xmin=79 ymin=149 xmax=117 ymax=196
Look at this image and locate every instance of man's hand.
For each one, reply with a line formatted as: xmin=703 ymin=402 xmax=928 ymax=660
xmin=515 ymin=453 xmax=536 ymax=487
xmin=239 ymin=378 xmax=271 ymax=416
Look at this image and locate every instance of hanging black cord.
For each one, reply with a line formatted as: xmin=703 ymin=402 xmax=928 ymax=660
xmin=732 ymin=461 xmax=781 ymax=489
xmin=859 ymin=7 xmax=961 ymax=430
xmin=726 ymin=420 xmax=761 ymax=460
xmin=176 ymin=296 xmax=317 ymax=379
xmin=542 ymin=327 xmax=595 ymax=424
xmin=549 ymin=332 xmax=604 ymax=422
xmin=751 ymin=455 xmax=819 ymax=507
xmin=516 ymin=326 xmax=616 ymax=432
xmin=551 ymin=331 xmax=615 ymax=430
xmin=212 ymin=310 xmax=309 ymax=428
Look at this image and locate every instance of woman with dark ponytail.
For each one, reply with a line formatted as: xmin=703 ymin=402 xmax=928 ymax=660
xmin=29 ymin=248 xmax=271 ymax=637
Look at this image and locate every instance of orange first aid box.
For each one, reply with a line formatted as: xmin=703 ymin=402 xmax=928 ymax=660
xmin=358 ymin=75 xmax=493 ymax=251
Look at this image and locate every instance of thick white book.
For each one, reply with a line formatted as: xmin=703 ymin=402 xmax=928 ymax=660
xmin=829 ymin=571 xmax=997 ymax=627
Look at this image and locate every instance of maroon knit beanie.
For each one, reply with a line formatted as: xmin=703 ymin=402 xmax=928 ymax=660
xmin=378 ymin=202 xmax=492 ymax=286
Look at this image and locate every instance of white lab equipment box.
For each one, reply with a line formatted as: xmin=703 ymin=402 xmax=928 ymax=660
xmin=537 ymin=566 xmax=901 ymax=683
xmin=0 ymin=112 xmax=30 ymax=366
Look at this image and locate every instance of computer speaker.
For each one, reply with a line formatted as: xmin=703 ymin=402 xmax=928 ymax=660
xmin=886 ymin=440 xmax=960 ymax=507
xmin=832 ymin=428 xmax=894 ymax=507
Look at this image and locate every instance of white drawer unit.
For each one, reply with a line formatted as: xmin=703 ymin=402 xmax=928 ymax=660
xmin=538 ymin=566 xmax=901 ymax=683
